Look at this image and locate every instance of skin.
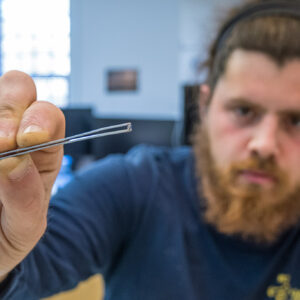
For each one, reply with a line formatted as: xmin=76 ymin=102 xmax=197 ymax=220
xmin=201 ymin=49 xmax=300 ymax=192
xmin=0 ymin=71 xmax=65 ymax=282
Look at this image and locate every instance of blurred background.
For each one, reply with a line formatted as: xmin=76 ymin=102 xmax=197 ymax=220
xmin=0 ymin=0 xmax=242 ymax=298
xmin=0 ymin=0 xmax=242 ymax=169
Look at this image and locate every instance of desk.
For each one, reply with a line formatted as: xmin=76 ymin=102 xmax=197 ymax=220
xmin=43 ymin=274 xmax=104 ymax=300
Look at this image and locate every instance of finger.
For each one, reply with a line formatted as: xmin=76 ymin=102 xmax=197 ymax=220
xmin=0 ymin=70 xmax=37 ymax=112
xmin=16 ymin=101 xmax=65 ymax=194
xmin=0 ymin=155 xmax=47 ymax=248
xmin=0 ymin=71 xmax=37 ymax=152
xmin=17 ymin=100 xmax=65 ymax=148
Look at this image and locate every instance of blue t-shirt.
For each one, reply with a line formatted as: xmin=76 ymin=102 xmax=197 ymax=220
xmin=1 ymin=145 xmax=300 ymax=299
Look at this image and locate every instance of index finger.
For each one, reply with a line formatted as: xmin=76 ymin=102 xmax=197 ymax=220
xmin=0 ymin=70 xmax=37 ymax=152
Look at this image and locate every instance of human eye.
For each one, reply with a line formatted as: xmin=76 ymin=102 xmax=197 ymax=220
xmin=285 ymin=114 xmax=300 ymax=130
xmin=233 ymin=106 xmax=253 ymax=117
xmin=230 ymin=105 xmax=258 ymax=124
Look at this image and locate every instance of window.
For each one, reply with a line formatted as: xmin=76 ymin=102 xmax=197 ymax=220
xmin=0 ymin=0 xmax=70 ymax=107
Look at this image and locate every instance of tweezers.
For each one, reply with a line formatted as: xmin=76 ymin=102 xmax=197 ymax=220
xmin=0 ymin=122 xmax=132 ymax=160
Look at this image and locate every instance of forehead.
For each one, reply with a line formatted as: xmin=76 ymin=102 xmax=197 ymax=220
xmin=214 ymin=49 xmax=300 ymax=110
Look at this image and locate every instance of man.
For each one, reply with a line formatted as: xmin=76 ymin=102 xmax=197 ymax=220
xmin=0 ymin=0 xmax=300 ymax=299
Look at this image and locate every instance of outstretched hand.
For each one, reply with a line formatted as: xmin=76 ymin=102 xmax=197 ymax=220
xmin=0 ymin=70 xmax=65 ymax=281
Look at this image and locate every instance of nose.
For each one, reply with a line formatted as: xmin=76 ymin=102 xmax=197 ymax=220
xmin=248 ymin=115 xmax=280 ymax=160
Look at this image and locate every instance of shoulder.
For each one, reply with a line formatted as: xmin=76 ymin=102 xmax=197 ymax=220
xmin=74 ymin=144 xmax=193 ymax=198
xmin=125 ymin=144 xmax=192 ymax=168
xmin=124 ymin=144 xmax=193 ymax=180
xmin=81 ymin=144 xmax=192 ymax=177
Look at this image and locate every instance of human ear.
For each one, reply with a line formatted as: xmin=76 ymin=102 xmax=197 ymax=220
xmin=199 ymin=84 xmax=211 ymax=120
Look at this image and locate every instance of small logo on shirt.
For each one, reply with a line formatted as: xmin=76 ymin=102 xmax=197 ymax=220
xmin=267 ymin=274 xmax=300 ymax=300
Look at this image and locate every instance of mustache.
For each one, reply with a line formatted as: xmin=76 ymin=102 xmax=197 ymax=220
xmin=228 ymin=155 xmax=284 ymax=182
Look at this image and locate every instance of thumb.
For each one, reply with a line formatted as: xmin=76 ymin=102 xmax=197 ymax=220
xmin=0 ymin=154 xmax=47 ymax=250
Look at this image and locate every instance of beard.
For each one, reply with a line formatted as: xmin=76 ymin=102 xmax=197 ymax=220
xmin=192 ymin=123 xmax=300 ymax=244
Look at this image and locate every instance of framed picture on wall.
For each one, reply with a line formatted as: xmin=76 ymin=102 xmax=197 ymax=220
xmin=106 ymin=69 xmax=138 ymax=92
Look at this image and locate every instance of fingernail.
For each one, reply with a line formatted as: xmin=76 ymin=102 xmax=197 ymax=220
xmin=18 ymin=126 xmax=49 ymax=147
xmin=23 ymin=125 xmax=43 ymax=134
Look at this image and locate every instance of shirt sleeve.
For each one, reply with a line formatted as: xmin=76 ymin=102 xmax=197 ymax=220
xmin=0 ymin=146 xmax=157 ymax=299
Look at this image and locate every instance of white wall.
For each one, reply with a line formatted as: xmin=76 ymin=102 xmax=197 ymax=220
xmin=70 ymin=0 xmax=180 ymax=120
xmin=179 ymin=0 xmax=243 ymax=85
xmin=69 ymin=0 xmax=243 ymax=120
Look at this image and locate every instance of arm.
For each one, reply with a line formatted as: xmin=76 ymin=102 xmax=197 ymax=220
xmin=0 ymin=71 xmax=64 ymax=287
xmin=0 ymin=70 xmax=151 ymax=299
xmin=0 ymin=154 xmax=142 ymax=299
